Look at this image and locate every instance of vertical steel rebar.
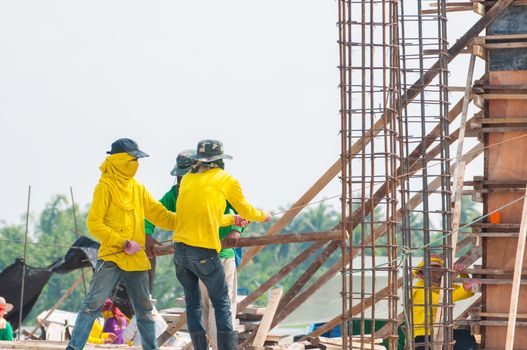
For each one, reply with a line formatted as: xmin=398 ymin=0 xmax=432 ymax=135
xmin=338 ymin=0 xmax=401 ymax=348
xmin=398 ymin=1 xmax=452 ymax=349
xmin=70 ymin=187 xmax=88 ymax=295
xmin=18 ymin=185 xmax=31 ymax=339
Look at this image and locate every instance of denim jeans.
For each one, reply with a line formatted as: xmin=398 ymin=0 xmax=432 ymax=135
xmin=67 ymin=260 xmax=157 ymax=350
xmin=173 ymin=242 xmax=233 ymax=333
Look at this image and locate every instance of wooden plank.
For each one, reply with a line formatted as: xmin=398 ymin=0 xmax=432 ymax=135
xmin=463 ymin=268 xmax=527 ymax=275
xmin=479 ymin=117 xmax=527 ymax=124
xmin=473 ymin=33 xmax=527 ymax=44
xmin=452 ymin=52 xmax=476 ymax=175
xmin=154 ymin=230 xmax=340 ymax=256
xmin=252 ymin=288 xmax=283 ymax=347
xmin=422 ymin=6 xmax=472 ymax=14
xmin=481 ymin=42 xmax=527 ymax=49
xmin=473 ymin=1 xmax=486 ymax=15
xmin=480 ymin=93 xmax=527 ymax=99
xmin=455 ymin=277 xmax=527 ymax=284
xmin=477 ymin=312 xmax=527 ymax=318
xmin=505 ymin=186 xmax=527 ymax=350
xmin=472 ymin=44 xmax=487 ymax=60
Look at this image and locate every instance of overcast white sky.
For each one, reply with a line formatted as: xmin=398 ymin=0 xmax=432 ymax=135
xmin=0 ymin=0 xmax=343 ymax=226
xmin=0 ymin=1 xmax=483 ymax=227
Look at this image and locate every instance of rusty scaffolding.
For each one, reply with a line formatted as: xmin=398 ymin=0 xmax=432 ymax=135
xmin=338 ymin=0 xmax=401 ymax=349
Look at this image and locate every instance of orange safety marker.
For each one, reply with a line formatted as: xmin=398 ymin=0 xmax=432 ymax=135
xmin=489 ymin=211 xmax=501 ymax=224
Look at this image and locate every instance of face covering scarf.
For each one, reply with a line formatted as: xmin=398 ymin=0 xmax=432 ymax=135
xmin=99 ymin=153 xmax=139 ymax=210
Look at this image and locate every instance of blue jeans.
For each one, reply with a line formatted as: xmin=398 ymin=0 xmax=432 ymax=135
xmin=173 ymin=242 xmax=233 ymax=333
xmin=67 ymin=260 xmax=157 ymax=350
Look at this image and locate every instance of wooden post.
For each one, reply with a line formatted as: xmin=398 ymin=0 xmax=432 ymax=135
xmin=505 ymin=186 xmax=527 ymax=350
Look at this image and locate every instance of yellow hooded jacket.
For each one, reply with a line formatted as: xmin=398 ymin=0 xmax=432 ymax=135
xmin=87 ymin=153 xmax=181 ymax=271
xmin=173 ymin=168 xmax=267 ymax=252
xmin=411 ymin=256 xmax=474 ymax=337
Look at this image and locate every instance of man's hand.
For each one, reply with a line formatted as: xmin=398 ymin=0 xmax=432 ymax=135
xmin=464 ymin=279 xmax=481 ymax=292
xmin=123 ymin=240 xmax=141 ymax=255
xmin=104 ymin=333 xmax=118 ymax=344
xmin=222 ymin=230 xmax=241 ymax=248
xmin=234 ymin=215 xmax=249 ymax=227
xmin=264 ymin=211 xmax=272 ymax=222
xmin=145 ymin=235 xmax=161 ymax=258
xmin=453 ymin=262 xmax=466 ymax=273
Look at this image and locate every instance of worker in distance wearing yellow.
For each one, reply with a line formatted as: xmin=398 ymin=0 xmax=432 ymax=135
xmin=411 ymin=255 xmax=480 ymax=350
xmin=66 ymin=138 xmax=245 ymax=350
xmin=172 ymin=139 xmax=271 ymax=350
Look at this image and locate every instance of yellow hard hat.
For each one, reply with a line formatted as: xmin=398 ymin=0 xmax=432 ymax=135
xmin=413 ymin=255 xmax=444 ymax=278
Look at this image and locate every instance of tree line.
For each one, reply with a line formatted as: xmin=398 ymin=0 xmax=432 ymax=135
xmin=0 ymin=194 xmax=480 ymax=325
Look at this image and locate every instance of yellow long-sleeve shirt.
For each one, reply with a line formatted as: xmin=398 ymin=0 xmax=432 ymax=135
xmin=87 ymin=320 xmax=110 ymax=344
xmin=411 ymin=277 xmax=474 ymax=337
xmin=173 ymin=168 xmax=267 ymax=252
xmin=87 ymin=180 xmax=179 ymax=271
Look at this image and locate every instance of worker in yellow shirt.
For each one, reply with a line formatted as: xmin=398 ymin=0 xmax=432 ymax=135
xmin=87 ymin=320 xmax=117 ymax=345
xmin=172 ymin=139 xmax=270 ymax=350
xmin=66 ymin=138 xmax=191 ymax=350
xmin=411 ymin=255 xmax=480 ymax=350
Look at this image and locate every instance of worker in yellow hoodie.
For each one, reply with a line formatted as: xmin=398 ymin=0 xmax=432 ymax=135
xmin=172 ymin=139 xmax=270 ymax=350
xmin=66 ymin=138 xmax=241 ymax=350
xmin=411 ymin=255 xmax=480 ymax=350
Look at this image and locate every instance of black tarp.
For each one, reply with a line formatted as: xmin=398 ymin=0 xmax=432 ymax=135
xmin=0 ymin=258 xmax=58 ymax=330
xmin=52 ymin=237 xmax=134 ymax=318
xmin=0 ymin=236 xmax=135 ymax=330
xmin=51 ymin=236 xmax=100 ymax=273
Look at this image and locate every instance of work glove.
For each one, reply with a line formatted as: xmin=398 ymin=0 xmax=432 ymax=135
xmin=464 ymin=279 xmax=481 ymax=293
xmin=234 ymin=214 xmax=249 ymax=227
xmin=123 ymin=240 xmax=142 ymax=255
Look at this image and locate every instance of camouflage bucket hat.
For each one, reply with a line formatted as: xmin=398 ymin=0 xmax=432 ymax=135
xmin=192 ymin=139 xmax=233 ymax=162
xmin=170 ymin=149 xmax=197 ymax=176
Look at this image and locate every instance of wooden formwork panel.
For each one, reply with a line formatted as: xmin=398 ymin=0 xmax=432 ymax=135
xmin=484 ymin=70 xmax=527 ymax=348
